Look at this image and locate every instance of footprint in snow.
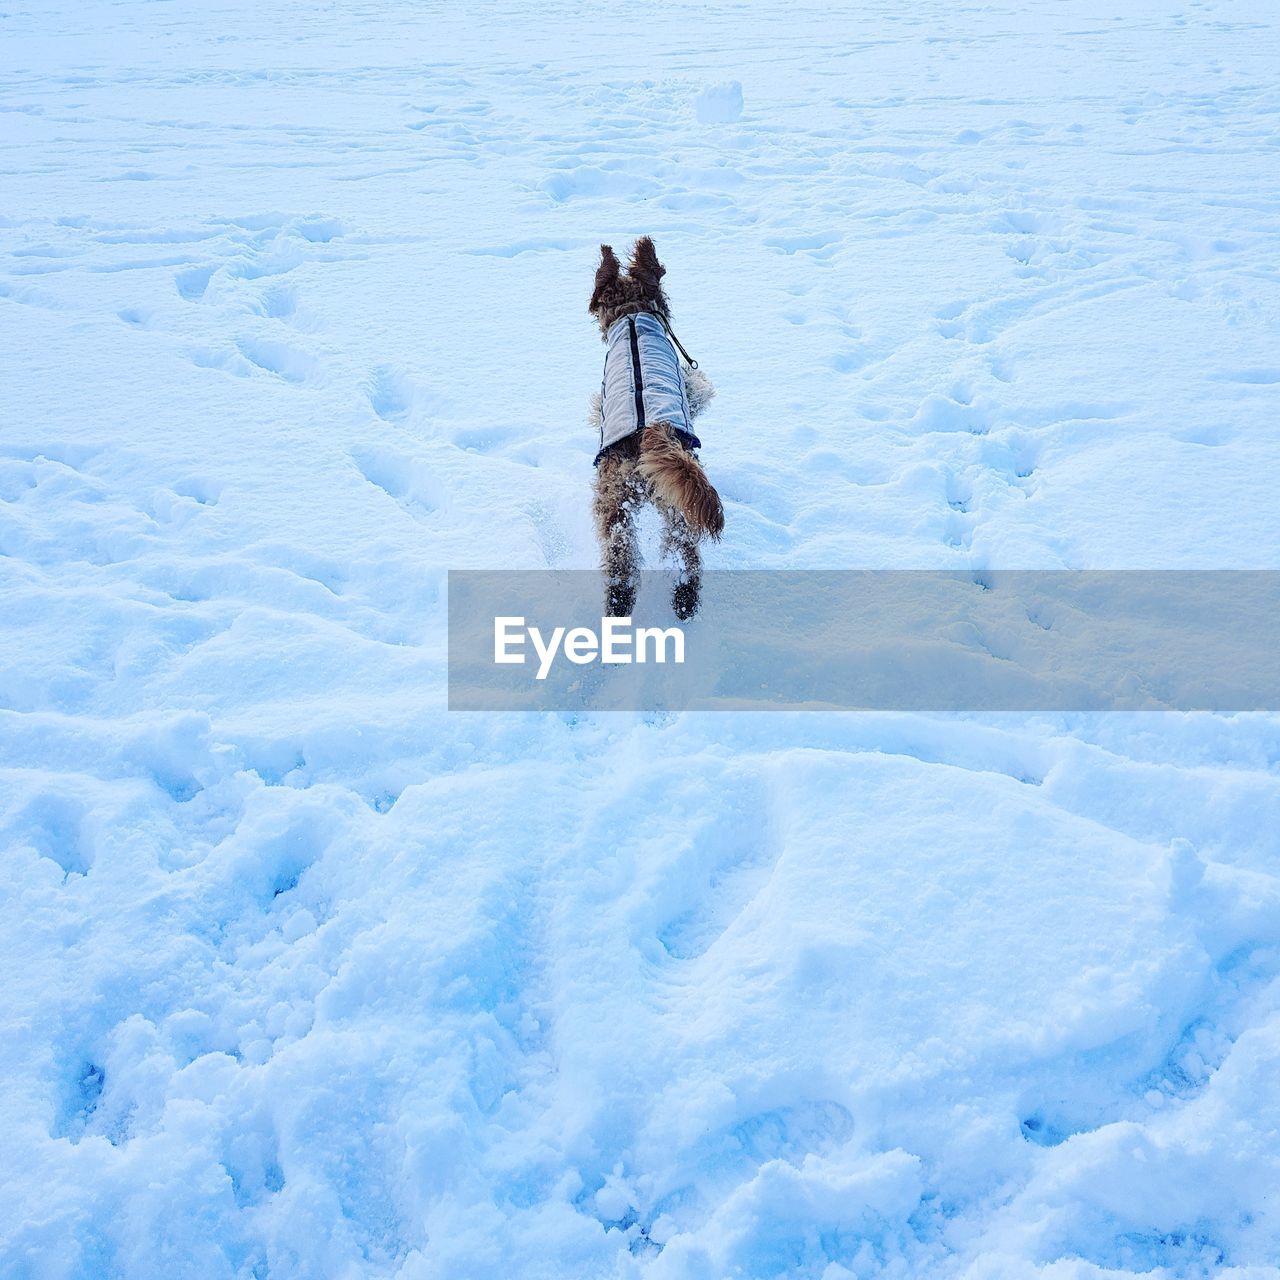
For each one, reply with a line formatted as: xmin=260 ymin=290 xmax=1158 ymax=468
xmin=235 ymin=335 xmax=321 ymax=385
xmin=366 ymin=366 xmax=412 ymax=423
xmin=352 ymin=443 xmax=442 ymax=518
xmin=654 ymin=786 xmax=782 ymax=961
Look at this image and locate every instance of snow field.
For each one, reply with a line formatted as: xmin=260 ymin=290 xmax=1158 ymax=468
xmin=3 ymin=1 xmax=1280 ymax=1276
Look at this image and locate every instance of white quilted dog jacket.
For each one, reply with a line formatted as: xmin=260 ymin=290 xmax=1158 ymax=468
xmin=595 ymin=312 xmax=701 ymax=464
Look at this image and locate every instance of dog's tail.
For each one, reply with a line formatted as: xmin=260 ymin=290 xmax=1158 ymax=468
xmin=638 ymin=422 xmax=724 ymax=540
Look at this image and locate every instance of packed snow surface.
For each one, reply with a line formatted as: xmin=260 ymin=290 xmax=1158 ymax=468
xmin=3 ymin=1 xmax=1280 ymax=1277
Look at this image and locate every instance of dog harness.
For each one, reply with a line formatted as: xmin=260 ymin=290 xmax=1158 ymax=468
xmin=595 ymin=312 xmax=701 ymax=465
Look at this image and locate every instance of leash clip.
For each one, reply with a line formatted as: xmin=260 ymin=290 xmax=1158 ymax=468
xmin=660 ymin=316 xmax=699 ymax=370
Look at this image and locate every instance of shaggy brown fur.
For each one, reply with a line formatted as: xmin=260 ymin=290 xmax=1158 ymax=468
xmin=590 ymin=237 xmax=670 ymax=335
xmin=593 ymin=432 xmax=702 ymax=620
xmin=637 ymin=422 xmax=725 ymax=540
xmin=588 ymin=238 xmax=724 ymax=618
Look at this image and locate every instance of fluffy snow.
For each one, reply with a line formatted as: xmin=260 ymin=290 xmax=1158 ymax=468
xmin=2 ymin=1 xmax=1280 ymax=1277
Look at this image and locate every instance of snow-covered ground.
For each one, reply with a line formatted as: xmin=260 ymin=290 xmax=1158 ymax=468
xmin=3 ymin=1 xmax=1280 ymax=1276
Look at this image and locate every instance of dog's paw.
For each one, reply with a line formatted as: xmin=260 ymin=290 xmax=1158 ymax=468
xmin=672 ymin=577 xmax=700 ymax=621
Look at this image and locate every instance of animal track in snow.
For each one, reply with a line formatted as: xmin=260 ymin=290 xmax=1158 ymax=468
xmin=256 ymin=282 xmax=298 ymax=321
xmin=763 ymin=232 xmax=840 ymax=259
xmin=351 ymin=444 xmax=443 ymax=518
xmin=946 ymin=473 xmax=974 ymax=513
xmin=655 ymin=785 xmax=781 ymax=961
xmin=540 ymin=166 xmax=660 ymax=203
xmin=942 ymin=511 xmax=975 ymax=550
xmin=175 ymin=265 xmax=215 ymax=300
xmin=0 ymin=279 xmax=71 ymax=310
xmin=464 ymin=237 xmax=583 ymax=258
xmin=366 ymin=365 xmax=413 ymax=422
xmin=51 ymin=1060 xmax=109 ymax=1144
xmin=169 ymin=214 xmax=345 ymax=317
xmin=450 ymin=424 xmax=524 ymax=454
xmin=944 ymin=273 xmax=1150 ymax=345
xmin=909 ymin=393 xmax=995 ymax=436
xmin=235 ymin=335 xmax=321 ymax=384
xmin=363 ymin=365 xmax=453 ymax=427
xmin=1174 ymin=423 xmax=1233 ymax=447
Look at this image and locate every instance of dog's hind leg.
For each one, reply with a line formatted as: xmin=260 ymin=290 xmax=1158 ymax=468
xmin=593 ymin=446 xmax=643 ymax=617
xmin=660 ymin=504 xmax=703 ymax=621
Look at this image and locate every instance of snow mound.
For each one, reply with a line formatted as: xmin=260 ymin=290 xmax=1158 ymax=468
xmin=695 ymin=81 xmax=744 ymax=124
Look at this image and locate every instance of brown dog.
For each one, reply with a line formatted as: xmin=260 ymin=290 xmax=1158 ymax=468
xmin=588 ymin=238 xmax=724 ymax=619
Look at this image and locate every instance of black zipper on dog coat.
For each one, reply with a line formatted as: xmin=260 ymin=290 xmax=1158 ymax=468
xmin=628 ymin=317 xmax=645 ymax=431
xmin=593 ymin=314 xmax=703 ymax=467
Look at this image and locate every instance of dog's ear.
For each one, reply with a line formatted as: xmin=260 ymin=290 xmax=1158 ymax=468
xmin=629 ymin=236 xmax=667 ymax=288
xmin=589 ymin=244 xmax=620 ymax=314
xmin=629 ymin=236 xmax=669 ymax=313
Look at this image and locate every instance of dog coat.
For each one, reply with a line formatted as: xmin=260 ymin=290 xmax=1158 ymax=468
xmin=595 ymin=312 xmax=701 ymax=465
